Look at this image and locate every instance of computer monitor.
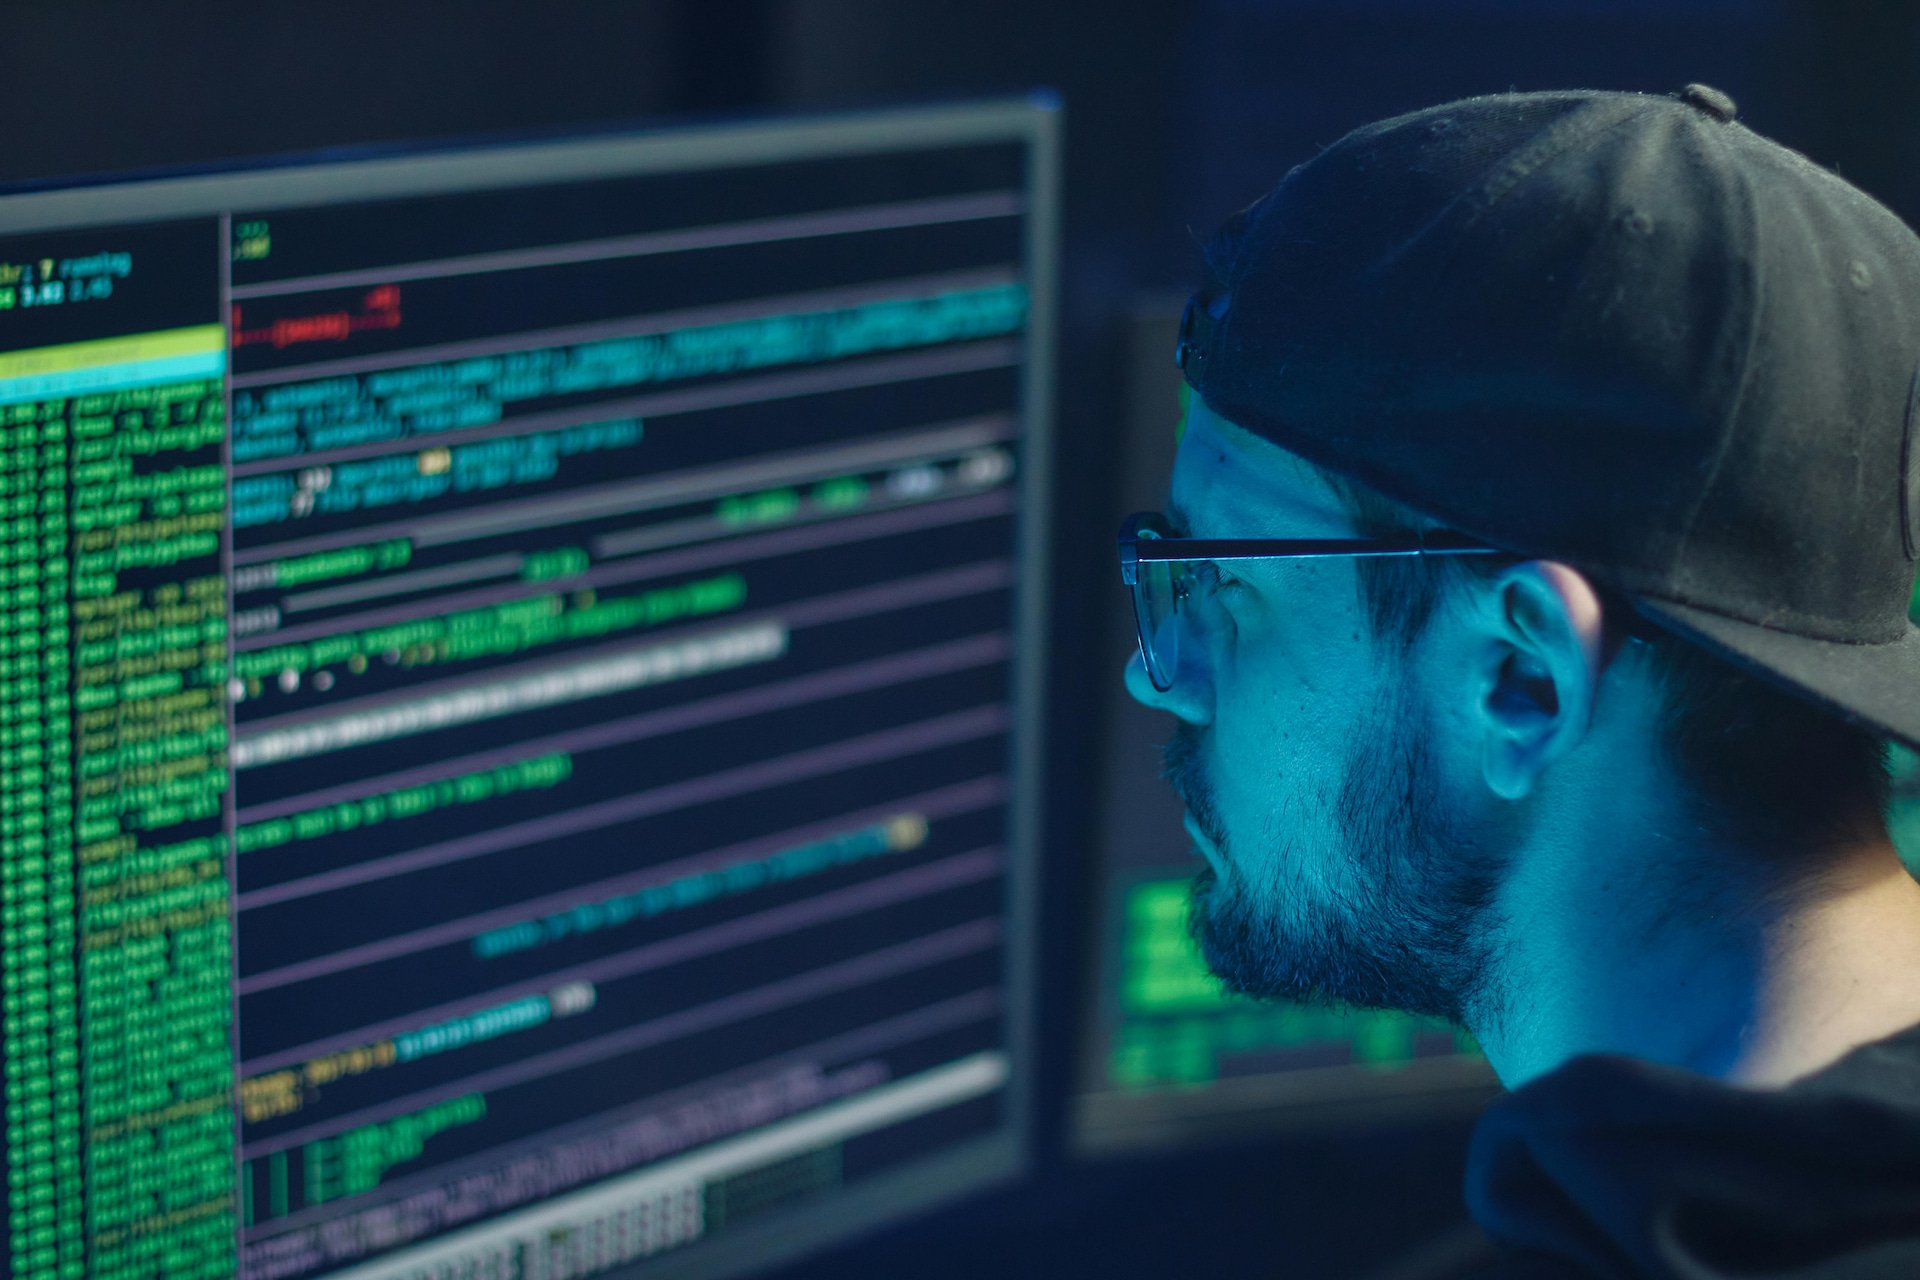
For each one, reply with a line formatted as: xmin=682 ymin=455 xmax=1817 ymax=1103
xmin=0 ymin=98 xmax=1056 ymax=1278
xmin=1073 ymin=303 xmax=1494 ymax=1153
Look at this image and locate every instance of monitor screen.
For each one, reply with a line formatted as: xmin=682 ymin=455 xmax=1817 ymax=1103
xmin=1073 ymin=306 xmax=1493 ymax=1153
xmin=0 ymin=99 xmax=1055 ymax=1279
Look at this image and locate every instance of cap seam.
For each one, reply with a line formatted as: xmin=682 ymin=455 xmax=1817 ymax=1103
xmin=1414 ymin=96 xmax=1667 ymax=316
xmin=1658 ymin=116 xmax=1767 ymax=584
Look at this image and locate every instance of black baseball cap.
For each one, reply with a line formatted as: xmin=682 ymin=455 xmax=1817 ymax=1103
xmin=1176 ymin=84 xmax=1920 ymax=751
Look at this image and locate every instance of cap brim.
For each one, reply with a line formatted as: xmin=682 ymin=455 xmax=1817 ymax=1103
xmin=1631 ymin=596 xmax=1920 ymax=752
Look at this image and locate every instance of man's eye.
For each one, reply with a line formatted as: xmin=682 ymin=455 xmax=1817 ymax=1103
xmin=1191 ymin=562 xmax=1241 ymax=595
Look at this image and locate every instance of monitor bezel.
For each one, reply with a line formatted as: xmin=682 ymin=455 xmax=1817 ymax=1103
xmin=0 ymin=95 xmax=1059 ymax=1280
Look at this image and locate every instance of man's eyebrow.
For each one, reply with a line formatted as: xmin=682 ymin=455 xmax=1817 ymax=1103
xmin=1164 ymin=499 xmax=1194 ymax=538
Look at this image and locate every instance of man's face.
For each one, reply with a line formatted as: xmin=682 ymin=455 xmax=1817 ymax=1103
xmin=1124 ymin=397 xmax=1500 ymax=1021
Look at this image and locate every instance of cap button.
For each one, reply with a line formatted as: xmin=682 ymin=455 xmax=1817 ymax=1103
xmin=1677 ymin=83 xmax=1738 ymax=123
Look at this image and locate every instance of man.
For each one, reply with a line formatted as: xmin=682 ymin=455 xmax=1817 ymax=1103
xmin=1120 ymin=85 xmax=1920 ymax=1277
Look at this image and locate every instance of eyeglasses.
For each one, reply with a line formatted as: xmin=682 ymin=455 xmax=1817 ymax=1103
xmin=1117 ymin=511 xmax=1500 ymax=691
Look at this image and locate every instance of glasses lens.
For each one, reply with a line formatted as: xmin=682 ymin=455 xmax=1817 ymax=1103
xmin=1132 ymin=554 xmax=1182 ymax=691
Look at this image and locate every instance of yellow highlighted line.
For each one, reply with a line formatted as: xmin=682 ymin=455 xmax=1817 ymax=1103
xmin=0 ymin=324 xmax=225 ymax=381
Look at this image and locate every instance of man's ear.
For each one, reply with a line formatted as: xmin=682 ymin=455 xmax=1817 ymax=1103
xmin=1474 ymin=561 xmax=1605 ymax=801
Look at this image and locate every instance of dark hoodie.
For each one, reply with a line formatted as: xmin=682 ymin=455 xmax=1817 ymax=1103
xmin=1464 ymin=1023 xmax=1920 ymax=1278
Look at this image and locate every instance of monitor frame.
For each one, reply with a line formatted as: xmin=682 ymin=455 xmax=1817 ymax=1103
xmin=0 ymin=95 xmax=1059 ymax=1280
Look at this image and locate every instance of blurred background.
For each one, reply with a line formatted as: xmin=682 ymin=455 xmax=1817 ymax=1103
xmin=7 ymin=2 xmax=1918 ymax=1276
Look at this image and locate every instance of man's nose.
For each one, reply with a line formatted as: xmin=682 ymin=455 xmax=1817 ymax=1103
xmin=1122 ymin=647 xmax=1212 ymax=725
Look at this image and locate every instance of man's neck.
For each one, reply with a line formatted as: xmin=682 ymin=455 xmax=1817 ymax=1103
xmin=1725 ymin=838 xmax=1920 ymax=1084
xmin=1468 ymin=791 xmax=1920 ymax=1089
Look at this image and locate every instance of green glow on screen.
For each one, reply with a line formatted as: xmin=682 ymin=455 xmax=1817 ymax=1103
xmin=1886 ymin=746 xmax=1920 ymax=878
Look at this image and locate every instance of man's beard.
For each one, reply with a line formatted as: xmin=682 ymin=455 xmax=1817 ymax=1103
xmin=1162 ymin=689 xmax=1503 ymax=1022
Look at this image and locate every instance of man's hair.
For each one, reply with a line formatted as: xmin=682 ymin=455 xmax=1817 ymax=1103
xmin=1319 ymin=464 xmax=1891 ymax=863
xmin=1194 ymin=215 xmax=1890 ymax=863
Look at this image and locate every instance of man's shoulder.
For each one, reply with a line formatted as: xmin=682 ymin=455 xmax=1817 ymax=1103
xmin=1462 ymin=1023 xmax=1920 ymax=1279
